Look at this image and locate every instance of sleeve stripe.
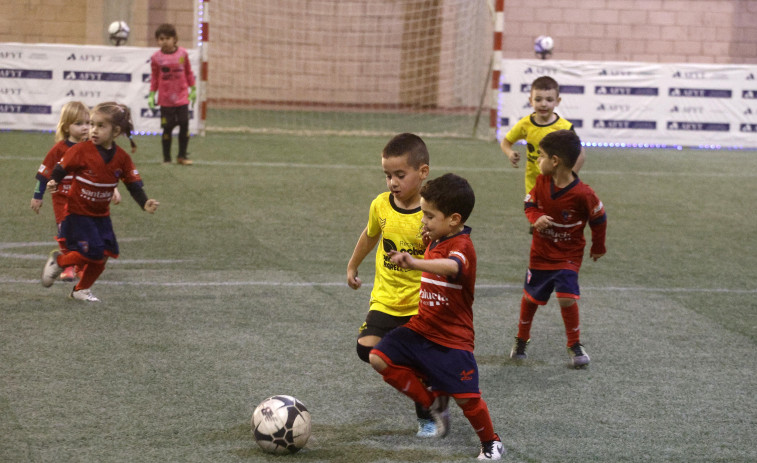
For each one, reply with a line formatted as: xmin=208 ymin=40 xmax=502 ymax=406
xmin=421 ymin=276 xmax=463 ymax=290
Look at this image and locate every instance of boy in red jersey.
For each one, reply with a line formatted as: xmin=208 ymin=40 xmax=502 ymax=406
xmin=370 ymin=174 xmax=505 ymax=460
xmin=510 ymin=129 xmax=607 ymax=368
xmin=41 ymin=102 xmax=159 ymax=302
xmin=148 ymin=23 xmax=196 ymax=165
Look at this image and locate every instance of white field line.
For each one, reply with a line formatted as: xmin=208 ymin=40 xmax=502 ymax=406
xmin=2 ymin=155 xmax=756 ymax=177
xmin=0 ymin=241 xmax=188 ymax=264
xmin=0 ymin=278 xmax=755 ymax=294
xmin=1 ymin=241 xmax=755 ymax=293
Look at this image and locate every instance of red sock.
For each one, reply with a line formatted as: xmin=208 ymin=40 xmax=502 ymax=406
xmin=75 ymin=260 xmax=106 ymax=290
xmin=459 ymin=398 xmax=496 ymax=442
xmin=379 ymin=363 xmax=434 ymax=408
xmin=57 ymin=251 xmax=88 ymax=268
xmin=561 ymin=301 xmax=581 ymax=346
xmin=517 ymin=296 xmax=538 ymax=340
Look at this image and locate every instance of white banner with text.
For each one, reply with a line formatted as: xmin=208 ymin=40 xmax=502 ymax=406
xmin=0 ymin=43 xmax=200 ymax=134
xmin=497 ymin=59 xmax=757 ymax=149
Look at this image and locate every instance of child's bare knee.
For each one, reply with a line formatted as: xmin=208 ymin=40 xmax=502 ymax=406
xmin=368 ymin=353 xmax=387 ymax=373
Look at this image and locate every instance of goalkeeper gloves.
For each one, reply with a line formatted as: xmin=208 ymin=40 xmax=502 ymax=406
xmin=147 ymin=91 xmax=156 ymax=110
xmin=188 ymin=86 xmax=197 ymax=108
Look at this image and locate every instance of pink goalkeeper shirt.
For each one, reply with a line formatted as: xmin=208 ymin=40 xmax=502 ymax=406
xmin=150 ymin=46 xmax=196 ymax=107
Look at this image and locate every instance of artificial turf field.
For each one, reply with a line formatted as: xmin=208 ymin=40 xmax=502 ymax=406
xmin=1 ymin=130 xmax=756 ymax=462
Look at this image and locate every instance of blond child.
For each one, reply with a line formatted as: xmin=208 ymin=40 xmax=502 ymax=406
xmin=42 ymin=102 xmax=158 ymax=302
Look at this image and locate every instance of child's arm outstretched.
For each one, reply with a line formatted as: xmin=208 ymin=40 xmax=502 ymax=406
xmin=347 ymin=227 xmax=380 ymax=289
xmin=388 ymin=250 xmax=458 ymax=277
xmin=124 ymin=181 xmax=159 ymax=213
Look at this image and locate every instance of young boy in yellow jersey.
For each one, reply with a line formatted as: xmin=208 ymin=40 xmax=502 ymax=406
xmin=347 ymin=133 xmax=445 ymax=437
xmin=500 ymin=76 xmax=586 ymax=196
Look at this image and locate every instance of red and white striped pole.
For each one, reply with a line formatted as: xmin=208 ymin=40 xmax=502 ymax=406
xmin=196 ymin=0 xmax=209 ymax=136
xmin=490 ymin=0 xmax=505 ymax=140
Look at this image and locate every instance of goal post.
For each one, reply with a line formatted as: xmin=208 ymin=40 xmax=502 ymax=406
xmin=201 ymin=0 xmax=493 ymax=139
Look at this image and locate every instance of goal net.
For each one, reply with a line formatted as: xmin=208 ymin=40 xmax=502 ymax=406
xmin=205 ymin=0 xmax=493 ymax=139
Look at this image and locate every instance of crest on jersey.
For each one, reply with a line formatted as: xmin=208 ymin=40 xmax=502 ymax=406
xmin=78 ymin=241 xmax=89 ymax=254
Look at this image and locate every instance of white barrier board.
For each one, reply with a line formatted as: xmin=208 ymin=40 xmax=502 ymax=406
xmin=497 ymin=59 xmax=757 ymax=149
xmin=0 ymin=43 xmax=200 ymax=134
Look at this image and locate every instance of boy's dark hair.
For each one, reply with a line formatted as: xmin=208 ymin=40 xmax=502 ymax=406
xmin=531 ymin=75 xmax=559 ymax=96
xmin=421 ymin=173 xmax=475 ymax=223
xmin=382 ymin=133 xmax=429 ymax=169
xmin=539 ymin=129 xmax=581 ymax=168
xmin=155 ymin=23 xmax=177 ymax=39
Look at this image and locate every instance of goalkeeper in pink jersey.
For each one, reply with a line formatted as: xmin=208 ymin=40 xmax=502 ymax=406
xmin=148 ymin=23 xmax=196 ymax=165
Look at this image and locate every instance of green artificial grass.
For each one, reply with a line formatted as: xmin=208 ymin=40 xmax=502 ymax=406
xmin=1 ymin=130 xmax=755 ymax=462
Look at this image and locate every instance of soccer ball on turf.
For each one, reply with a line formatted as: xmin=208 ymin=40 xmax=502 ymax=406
xmin=108 ymin=21 xmax=130 ymax=46
xmin=534 ymin=35 xmax=554 ymax=57
xmin=251 ymin=395 xmax=311 ymax=454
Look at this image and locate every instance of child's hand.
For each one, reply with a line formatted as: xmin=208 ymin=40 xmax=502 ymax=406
xmin=189 ymin=86 xmax=197 ymax=108
xmin=422 ymin=227 xmax=432 ymax=247
xmin=347 ymin=268 xmax=362 ymax=290
xmin=143 ymin=199 xmax=159 ymax=213
xmin=533 ymin=215 xmax=553 ymax=232
xmin=30 ymin=198 xmax=43 ymax=214
xmin=111 ymin=187 xmax=122 ymax=205
xmin=46 ymin=180 xmax=58 ymax=193
xmin=506 ymin=149 xmax=520 ymax=168
xmin=388 ymin=250 xmax=414 ymax=269
xmin=590 ymin=251 xmax=605 ymax=261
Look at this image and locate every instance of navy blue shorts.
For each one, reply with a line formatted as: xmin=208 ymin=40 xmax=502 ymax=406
xmin=373 ymin=326 xmax=481 ymax=398
xmin=524 ymin=268 xmax=580 ymax=305
xmin=59 ymin=214 xmax=119 ymax=260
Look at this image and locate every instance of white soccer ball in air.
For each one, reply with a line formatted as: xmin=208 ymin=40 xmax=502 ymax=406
xmin=108 ymin=21 xmax=130 ymax=46
xmin=251 ymin=395 xmax=312 ymax=454
xmin=534 ymin=35 xmax=554 ymax=54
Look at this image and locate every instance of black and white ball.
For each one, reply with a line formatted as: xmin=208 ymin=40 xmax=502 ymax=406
xmin=534 ymin=35 xmax=554 ymax=54
xmin=108 ymin=21 xmax=130 ymax=46
xmin=251 ymin=395 xmax=311 ymax=454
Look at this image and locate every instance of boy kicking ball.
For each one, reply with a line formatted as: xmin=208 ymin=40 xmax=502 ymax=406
xmin=370 ymin=173 xmax=505 ymax=460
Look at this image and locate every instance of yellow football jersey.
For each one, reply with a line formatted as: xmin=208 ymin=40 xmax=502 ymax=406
xmin=366 ymin=192 xmax=425 ymax=317
xmin=505 ymin=113 xmax=575 ymax=194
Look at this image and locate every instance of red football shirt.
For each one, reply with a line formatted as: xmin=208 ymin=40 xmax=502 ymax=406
xmin=36 ymin=140 xmax=75 ymax=223
xmin=525 ymin=174 xmax=607 ymax=272
xmin=405 ymin=226 xmax=477 ymax=352
xmin=60 ymin=141 xmax=142 ymax=217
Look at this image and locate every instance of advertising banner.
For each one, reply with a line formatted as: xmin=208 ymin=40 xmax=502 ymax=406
xmin=0 ymin=43 xmax=200 ymax=134
xmin=497 ymin=60 xmax=757 ymax=149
